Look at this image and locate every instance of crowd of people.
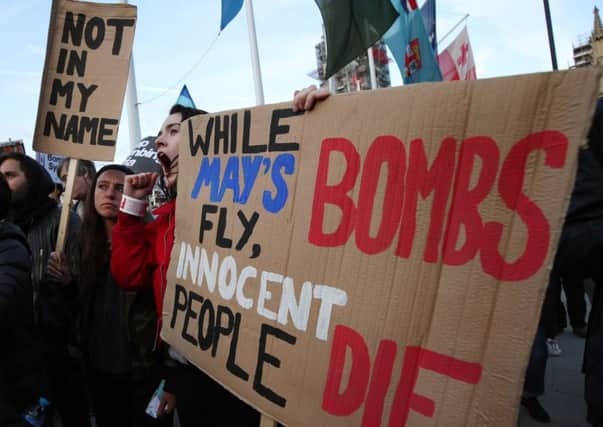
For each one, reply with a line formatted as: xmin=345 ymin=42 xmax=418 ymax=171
xmin=0 ymin=87 xmax=326 ymax=427
xmin=0 ymin=85 xmax=601 ymax=427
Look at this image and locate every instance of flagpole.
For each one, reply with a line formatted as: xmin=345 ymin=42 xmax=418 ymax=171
xmin=125 ymin=55 xmax=142 ymax=150
xmin=121 ymin=0 xmax=142 ymax=151
xmin=367 ymin=47 xmax=378 ymax=89
xmin=542 ymin=0 xmax=558 ymax=70
xmin=321 ymin=27 xmax=336 ymax=93
xmin=245 ymin=0 xmax=265 ymax=105
xmin=438 ymin=13 xmax=469 ymax=46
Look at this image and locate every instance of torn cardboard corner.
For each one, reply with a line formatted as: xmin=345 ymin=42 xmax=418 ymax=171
xmin=162 ymin=68 xmax=600 ymax=426
xmin=33 ymin=0 xmax=137 ymax=161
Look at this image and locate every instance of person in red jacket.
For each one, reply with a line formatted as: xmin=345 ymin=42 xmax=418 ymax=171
xmin=111 ymin=87 xmax=329 ymax=426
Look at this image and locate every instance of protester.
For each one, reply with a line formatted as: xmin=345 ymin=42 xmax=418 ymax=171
xmin=0 ymin=174 xmax=48 ymax=427
xmin=522 ymin=99 xmax=603 ymax=426
xmin=111 ymin=87 xmax=328 ymax=425
xmin=576 ymin=99 xmax=603 ymax=427
xmin=544 ymin=276 xmax=589 ymax=358
xmin=521 ymin=275 xmax=555 ymax=422
xmin=0 ymin=153 xmax=88 ymax=427
xmin=57 ymin=158 xmax=96 ymax=219
xmin=111 ymin=105 xmax=257 ymax=426
xmin=560 ymin=279 xmax=589 ymax=338
xmin=49 ymin=164 xmax=169 ymax=427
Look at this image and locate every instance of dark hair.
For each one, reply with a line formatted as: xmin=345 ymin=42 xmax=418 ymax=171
xmin=0 ymin=174 xmax=11 ymax=220
xmin=0 ymin=152 xmax=54 ymax=197
xmin=79 ymin=164 xmax=133 ymax=287
xmin=57 ymin=158 xmax=96 ymax=181
xmin=169 ymin=104 xmax=208 ymax=121
xmin=0 ymin=153 xmax=55 ymax=229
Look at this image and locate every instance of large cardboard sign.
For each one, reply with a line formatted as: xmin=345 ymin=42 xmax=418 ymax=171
xmin=33 ymin=0 xmax=136 ymax=161
xmin=163 ymin=69 xmax=600 ymax=426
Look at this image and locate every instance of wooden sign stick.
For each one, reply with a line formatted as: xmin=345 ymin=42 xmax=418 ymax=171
xmin=260 ymin=415 xmax=277 ymax=427
xmin=55 ymin=158 xmax=79 ymax=253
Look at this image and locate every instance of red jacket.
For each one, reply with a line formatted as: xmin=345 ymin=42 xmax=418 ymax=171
xmin=111 ymin=200 xmax=175 ymax=338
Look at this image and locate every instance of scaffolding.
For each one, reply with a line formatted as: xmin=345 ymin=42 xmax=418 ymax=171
xmin=314 ymin=36 xmax=391 ymax=94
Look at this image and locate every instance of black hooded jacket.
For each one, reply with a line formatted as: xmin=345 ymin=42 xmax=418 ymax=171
xmin=564 ymin=145 xmax=603 ymax=225
xmin=3 ymin=155 xmax=81 ymax=353
xmin=0 ymin=221 xmax=47 ymax=425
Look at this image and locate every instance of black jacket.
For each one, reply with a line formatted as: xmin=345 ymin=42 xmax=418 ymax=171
xmin=78 ymin=246 xmax=157 ymax=379
xmin=564 ymin=146 xmax=603 ymax=225
xmin=8 ymin=158 xmax=81 ymax=354
xmin=0 ymin=221 xmax=47 ymax=425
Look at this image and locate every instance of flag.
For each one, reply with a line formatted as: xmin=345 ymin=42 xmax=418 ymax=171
xmin=315 ymin=0 xmax=399 ymax=79
xmin=420 ymin=0 xmax=437 ymax=53
xmin=176 ymin=85 xmax=196 ymax=108
xmin=437 ymin=26 xmax=476 ymax=81
xmin=372 ymin=45 xmax=391 ymax=64
xmin=400 ymin=0 xmax=418 ymax=14
xmin=384 ymin=1 xmax=442 ymax=84
xmin=220 ymin=0 xmax=244 ymax=31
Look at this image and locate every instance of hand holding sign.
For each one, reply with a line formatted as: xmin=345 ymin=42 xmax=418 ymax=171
xmin=47 ymin=251 xmax=72 ymax=286
xmin=292 ymin=85 xmax=330 ymax=112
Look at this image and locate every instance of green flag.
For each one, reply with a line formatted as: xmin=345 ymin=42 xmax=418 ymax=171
xmin=315 ymin=0 xmax=399 ymax=79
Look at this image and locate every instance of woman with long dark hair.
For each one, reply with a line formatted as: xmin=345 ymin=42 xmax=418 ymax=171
xmin=50 ymin=164 xmax=168 ymax=427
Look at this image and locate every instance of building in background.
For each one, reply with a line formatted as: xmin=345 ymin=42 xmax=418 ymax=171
xmin=0 ymin=139 xmax=25 ymax=154
xmin=572 ymin=7 xmax=603 ymax=94
xmin=314 ymin=36 xmax=391 ymax=93
xmin=573 ymin=33 xmax=593 ymax=68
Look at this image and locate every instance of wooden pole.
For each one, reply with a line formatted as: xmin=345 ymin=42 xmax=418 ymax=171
xmin=259 ymin=415 xmax=277 ymax=427
xmin=55 ymin=158 xmax=78 ymax=253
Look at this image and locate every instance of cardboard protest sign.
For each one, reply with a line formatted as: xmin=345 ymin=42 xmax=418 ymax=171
xmin=123 ymin=136 xmax=161 ymax=174
xmin=123 ymin=136 xmax=169 ymax=208
xmin=36 ymin=152 xmax=65 ymax=184
xmin=162 ymin=69 xmax=600 ymax=426
xmin=33 ymin=0 xmax=136 ymax=161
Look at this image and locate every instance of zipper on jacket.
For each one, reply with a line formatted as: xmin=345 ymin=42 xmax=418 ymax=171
xmin=152 ymin=209 xmax=174 ymax=352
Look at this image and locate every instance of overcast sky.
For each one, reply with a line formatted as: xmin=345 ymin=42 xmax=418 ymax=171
xmin=0 ymin=0 xmax=600 ymax=162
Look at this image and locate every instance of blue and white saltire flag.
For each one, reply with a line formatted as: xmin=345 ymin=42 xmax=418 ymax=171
xmin=220 ymin=0 xmax=244 ymax=31
xmin=384 ymin=0 xmax=442 ymax=84
xmin=420 ymin=0 xmax=437 ymax=54
xmin=176 ymin=85 xmax=196 ymax=108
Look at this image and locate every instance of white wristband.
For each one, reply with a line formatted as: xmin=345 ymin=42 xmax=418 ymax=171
xmin=120 ymin=194 xmax=147 ymax=217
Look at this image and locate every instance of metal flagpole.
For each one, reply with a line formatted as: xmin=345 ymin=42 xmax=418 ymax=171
xmin=543 ymin=0 xmax=558 ymax=70
xmin=438 ymin=13 xmax=469 ymax=46
xmin=367 ymin=47 xmax=378 ymax=89
xmin=245 ymin=0 xmax=265 ymax=105
xmin=121 ymin=0 xmax=142 ymax=150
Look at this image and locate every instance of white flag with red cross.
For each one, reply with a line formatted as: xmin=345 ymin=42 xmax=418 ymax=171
xmin=437 ymin=26 xmax=476 ymax=81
